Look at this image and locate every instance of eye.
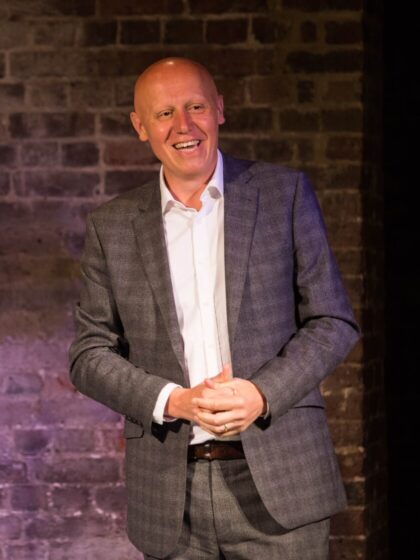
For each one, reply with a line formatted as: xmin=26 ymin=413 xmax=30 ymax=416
xmin=157 ymin=109 xmax=173 ymax=119
xmin=189 ymin=104 xmax=205 ymax=113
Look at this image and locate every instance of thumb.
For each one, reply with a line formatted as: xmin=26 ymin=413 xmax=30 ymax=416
xmin=219 ymin=363 xmax=232 ymax=382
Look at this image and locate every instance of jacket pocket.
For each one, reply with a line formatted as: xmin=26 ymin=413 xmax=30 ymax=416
xmin=124 ymin=419 xmax=144 ymax=439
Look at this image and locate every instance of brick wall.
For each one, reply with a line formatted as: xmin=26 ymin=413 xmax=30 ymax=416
xmin=0 ymin=1 xmax=385 ymax=559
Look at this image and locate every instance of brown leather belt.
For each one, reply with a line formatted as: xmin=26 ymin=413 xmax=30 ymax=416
xmin=187 ymin=440 xmax=245 ymax=462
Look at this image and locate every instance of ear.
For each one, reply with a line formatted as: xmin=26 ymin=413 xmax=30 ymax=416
xmin=130 ymin=111 xmax=148 ymax=142
xmin=216 ymin=95 xmax=225 ymax=125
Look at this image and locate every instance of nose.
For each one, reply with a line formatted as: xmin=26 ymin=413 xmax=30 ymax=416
xmin=173 ymin=109 xmax=192 ymax=134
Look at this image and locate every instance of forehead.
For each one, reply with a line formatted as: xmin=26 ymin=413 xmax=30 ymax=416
xmin=136 ymin=64 xmax=216 ymax=111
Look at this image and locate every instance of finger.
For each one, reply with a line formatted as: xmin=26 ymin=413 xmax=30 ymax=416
xmin=195 ymin=410 xmax=234 ymax=426
xmin=193 ymin=396 xmax=239 ymax=412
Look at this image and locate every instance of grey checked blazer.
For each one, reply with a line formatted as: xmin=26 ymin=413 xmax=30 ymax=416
xmin=69 ymin=153 xmax=360 ymax=558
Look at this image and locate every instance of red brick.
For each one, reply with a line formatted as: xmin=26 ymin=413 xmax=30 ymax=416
xmin=0 ymin=84 xmax=25 ymax=108
xmin=280 ymin=109 xmax=320 ymax=131
xmin=345 ymin=479 xmax=366 ymax=506
xmin=301 ymin=21 xmax=317 ymax=42
xmin=14 ymin=430 xmax=51 ymax=455
xmin=326 ymin=135 xmax=362 ymax=161
xmin=3 ymin=542 xmax=49 ymax=560
xmin=297 ymin=80 xmax=316 ymax=103
xmin=249 ymin=76 xmax=292 ymax=104
xmin=10 ymin=0 xmax=95 ymax=16
xmin=0 ymin=171 xmax=10 ymax=195
xmin=11 ymin=51 xmax=87 ymax=79
xmin=0 ymin=54 xmax=4 ymax=79
xmin=331 ymin=507 xmax=366 ymax=536
xmin=34 ymin=458 xmax=119 ymax=483
xmin=62 ymin=142 xmax=99 ymax=167
xmin=11 ymin=485 xmax=46 ymax=512
xmin=165 ymin=19 xmax=204 ymax=44
xmin=0 ymin=22 xmax=31 ymax=49
xmin=103 ymin=139 xmax=156 ymax=165
xmin=70 ymin=80 xmax=113 ymax=109
xmin=51 ymin=486 xmax=90 ymax=514
xmin=198 ymin=49 xmax=258 ymax=77
xmin=322 ymin=109 xmax=363 ymax=132
xmin=329 ymin=536 xmax=366 ymax=560
xmin=54 ymin=429 xmax=95 ymax=452
xmin=80 ymin=20 xmax=117 ymax=46
xmin=189 ymin=0 xmax=268 ymax=13
xmin=0 ymin=145 xmax=16 ymax=165
xmin=10 ymin=113 xmax=94 ymax=139
xmin=325 ymin=20 xmax=362 ymax=45
xmin=252 ymin=17 xmax=288 ymax=44
xmin=325 ymin=165 xmax=362 ymax=189
xmin=48 ymin=538 xmax=141 ymax=560
xmin=215 ymin=78 xmax=246 ymax=105
xmin=287 ymin=50 xmax=363 ymax=73
xmin=254 ymin=139 xmax=294 ymax=163
xmin=99 ymin=0 xmax=183 ymax=15
xmin=283 ymin=0 xmax=362 ymax=10
xmin=206 ymin=19 xmax=247 ymax=44
xmin=255 ymin=49 xmax=276 ymax=75
xmin=329 ymin=419 xmax=363 ymax=447
xmin=295 ymin=138 xmax=315 ymax=162
xmin=4 ymin=373 xmax=43 ymax=395
xmin=23 ymin=171 xmax=99 ymax=197
xmin=0 ymin=516 xmax=21 ymax=540
xmin=95 ymin=485 xmax=127 ymax=512
xmin=20 ymin=142 xmax=59 ymax=167
xmin=100 ymin=112 xmax=134 ymax=136
xmin=323 ymin=78 xmax=362 ymax=103
xmin=321 ymin=190 xmax=362 ymax=220
xmin=0 ymin=461 xmax=27 ymax=483
xmin=337 ymin=447 xmax=365 ymax=478
xmin=25 ymin=514 xmax=112 ymax=540
xmin=27 ymin=82 xmax=69 ymax=108
xmin=105 ymin=170 xmax=157 ymax=195
xmin=218 ymin=137 xmax=254 ymax=160
xmin=121 ymin=20 xmax=161 ymax=44
xmin=32 ymin=22 xmax=76 ymax=47
xmin=225 ymin=108 xmax=272 ymax=132
xmin=325 ymin=389 xmax=363 ymax=420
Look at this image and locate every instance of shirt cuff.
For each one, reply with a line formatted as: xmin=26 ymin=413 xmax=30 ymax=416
xmin=152 ymin=383 xmax=182 ymax=425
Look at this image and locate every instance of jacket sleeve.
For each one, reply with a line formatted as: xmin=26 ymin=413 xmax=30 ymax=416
xmin=251 ymin=172 xmax=361 ymax=422
xmin=68 ymin=214 xmax=171 ymax=433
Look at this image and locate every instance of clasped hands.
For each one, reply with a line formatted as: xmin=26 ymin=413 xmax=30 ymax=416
xmin=165 ymin=365 xmax=267 ymax=438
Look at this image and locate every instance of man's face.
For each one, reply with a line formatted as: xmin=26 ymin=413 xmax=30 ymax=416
xmin=130 ymin=61 xmax=225 ymax=188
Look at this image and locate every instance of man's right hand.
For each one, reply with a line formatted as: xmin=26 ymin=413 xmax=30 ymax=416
xmin=164 ymin=364 xmax=232 ymax=422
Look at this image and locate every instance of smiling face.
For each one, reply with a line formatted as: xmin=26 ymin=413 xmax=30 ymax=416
xmin=130 ymin=59 xmax=225 ymax=192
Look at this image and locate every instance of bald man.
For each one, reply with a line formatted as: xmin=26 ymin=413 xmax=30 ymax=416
xmin=70 ymin=58 xmax=360 ymax=559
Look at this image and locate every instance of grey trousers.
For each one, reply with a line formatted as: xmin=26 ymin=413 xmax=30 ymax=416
xmin=144 ymin=458 xmax=330 ymax=560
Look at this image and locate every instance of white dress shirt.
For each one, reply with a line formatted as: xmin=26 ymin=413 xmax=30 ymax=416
xmin=152 ymin=150 xmax=231 ymax=444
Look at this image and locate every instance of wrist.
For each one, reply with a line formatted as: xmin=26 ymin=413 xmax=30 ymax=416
xmin=165 ymin=387 xmax=185 ymax=418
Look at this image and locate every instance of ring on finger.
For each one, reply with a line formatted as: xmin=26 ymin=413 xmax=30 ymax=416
xmin=223 ymin=424 xmax=229 ymax=433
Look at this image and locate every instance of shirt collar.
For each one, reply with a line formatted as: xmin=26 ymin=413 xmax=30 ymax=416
xmin=160 ymin=150 xmax=224 ymax=214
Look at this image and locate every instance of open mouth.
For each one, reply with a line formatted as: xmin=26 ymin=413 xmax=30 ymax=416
xmin=173 ymin=140 xmax=201 ymax=151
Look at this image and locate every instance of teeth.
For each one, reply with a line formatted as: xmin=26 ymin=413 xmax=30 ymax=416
xmin=174 ymin=140 xmax=200 ymax=149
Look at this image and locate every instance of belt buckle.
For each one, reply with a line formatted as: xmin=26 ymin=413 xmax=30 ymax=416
xmin=203 ymin=442 xmax=212 ymax=460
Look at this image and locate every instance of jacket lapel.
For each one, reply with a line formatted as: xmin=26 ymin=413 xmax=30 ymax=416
xmin=131 ymin=181 xmax=187 ymax=381
xmin=223 ymin=154 xmax=258 ymax=349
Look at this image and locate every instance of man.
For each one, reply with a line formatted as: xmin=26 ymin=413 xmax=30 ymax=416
xmin=69 ymin=58 xmax=360 ymax=559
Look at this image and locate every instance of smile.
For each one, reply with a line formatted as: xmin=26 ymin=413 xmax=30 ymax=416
xmin=173 ymin=140 xmax=201 ymax=150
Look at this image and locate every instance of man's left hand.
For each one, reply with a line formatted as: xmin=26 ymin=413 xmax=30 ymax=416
xmin=192 ymin=378 xmax=267 ymax=437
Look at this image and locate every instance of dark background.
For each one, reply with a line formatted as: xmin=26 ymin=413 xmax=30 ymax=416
xmin=384 ymin=6 xmax=419 ymax=557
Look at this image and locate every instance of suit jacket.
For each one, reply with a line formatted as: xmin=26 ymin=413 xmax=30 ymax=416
xmin=69 ymin=153 xmax=360 ymax=558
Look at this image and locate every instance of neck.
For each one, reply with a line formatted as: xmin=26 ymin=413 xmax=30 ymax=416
xmin=164 ymin=171 xmax=215 ymax=211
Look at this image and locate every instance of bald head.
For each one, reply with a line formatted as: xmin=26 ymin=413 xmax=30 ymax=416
xmin=129 ymin=57 xmax=225 ymax=198
xmin=133 ymin=58 xmax=219 ymax=114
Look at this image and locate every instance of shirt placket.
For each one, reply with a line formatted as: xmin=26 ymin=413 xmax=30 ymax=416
xmin=192 ymin=196 xmax=222 ymax=379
